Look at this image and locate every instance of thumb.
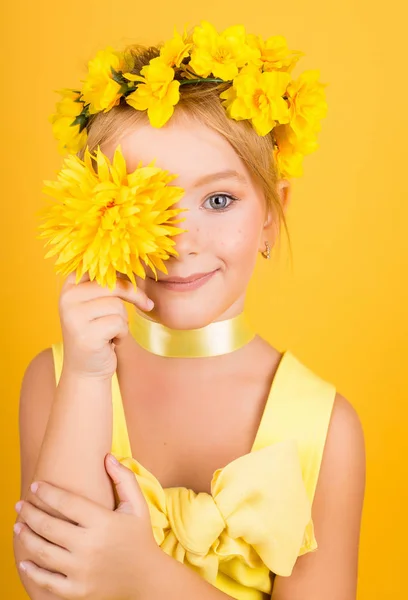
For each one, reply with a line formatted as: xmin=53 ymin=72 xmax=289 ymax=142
xmin=105 ymin=454 xmax=147 ymax=516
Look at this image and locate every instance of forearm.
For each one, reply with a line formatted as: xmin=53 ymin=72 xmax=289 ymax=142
xmin=145 ymin=552 xmax=234 ymax=600
xmin=27 ymin=371 xmax=114 ymax=511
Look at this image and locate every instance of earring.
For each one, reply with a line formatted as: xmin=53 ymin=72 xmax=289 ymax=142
xmin=261 ymin=241 xmax=271 ymax=259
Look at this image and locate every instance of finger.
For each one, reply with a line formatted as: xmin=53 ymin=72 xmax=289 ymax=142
xmin=19 ymin=561 xmax=73 ymax=598
xmin=105 ymin=455 xmax=148 ymax=518
xmin=15 ymin=521 xmax=71 ymax=573
xmin=66 ymin=276 xmax=154 ymax=311
xmin=82 ymin=296 xmax=129 ymax=323
xmin=64 ymin=270 xmax=90 ymax=288
xmin=31 ymin=482 xmax=106 ymax=528
xmin=19 ymin=500 xmax=79 ymax=549
xmin=60 ymin=270 xmax=90 ymax=297
xmin=88 ymin=314 xmax=129 ymax=346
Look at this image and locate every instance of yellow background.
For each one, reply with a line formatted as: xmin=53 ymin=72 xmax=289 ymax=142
xmin=1 ymin=1 xmax=406 ymax=598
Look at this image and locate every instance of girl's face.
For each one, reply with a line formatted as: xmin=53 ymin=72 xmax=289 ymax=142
xmin=102 ymin=113 xmax=289 ymax=329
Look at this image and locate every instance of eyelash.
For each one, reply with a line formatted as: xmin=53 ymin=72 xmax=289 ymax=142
xmin=202 ymin=193 xmax=240 ymax=212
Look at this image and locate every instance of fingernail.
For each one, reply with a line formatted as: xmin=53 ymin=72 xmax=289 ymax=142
xmin=14 ymin=523 xmax=23 ymax=535
xmin=15 ymin=501 xmax=23 ymax=513
xmin=19 ymin=561 xmax=28 ymax=572
xmin=30 ymin=482 xmax=39 ymax=493
xmin=108 ymin=454 xmax=119 ymax=466
xmin=146 ymin=299 xmax=154 ymax=310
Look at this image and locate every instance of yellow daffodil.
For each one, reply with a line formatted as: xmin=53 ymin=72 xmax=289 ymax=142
xmin=273 ymin=123 xmax=319 ymax=179
xmin=81 ymin=47 xmax=125 ymax=114
xmin=124 ymin=57 xmax=180 ymax=128
xmin=189 ymin=21 xmax=259 ymax=80
xmin=49 ymin=89 xmax=88 ymax=154
xmin=220 ymin=66 xmax=291 ymax=136
xmin=274 ymin=144 xmax=304 ymax=179
xmin=46 ymin=23 xmax=328 ymax=179
xmin=246 ymin=34 xmax=304 ymax=74
xmin=37 ymin=146 xmax=187 ymax=290
xmin=159 ymin=25 xmax=193 ymax=67
xmin=285 ymin=70 xmax=328 ymax=139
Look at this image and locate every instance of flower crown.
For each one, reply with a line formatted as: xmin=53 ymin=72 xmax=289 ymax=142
xmin=50 ymin=21 xmax=328 ymax=180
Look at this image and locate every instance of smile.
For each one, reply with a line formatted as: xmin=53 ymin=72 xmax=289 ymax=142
xmin=147 ymin=269 xmax=219 ymax=291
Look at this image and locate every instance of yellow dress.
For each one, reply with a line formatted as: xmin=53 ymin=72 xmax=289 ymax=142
xmin=51 ymin=344 xmax=336 ymax=600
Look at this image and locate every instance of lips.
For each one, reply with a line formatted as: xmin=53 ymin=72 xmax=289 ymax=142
xmin=146 ymin=269 xmax=219 ymax=292
xmin=149 ymin=270 xmax=218 ymax=283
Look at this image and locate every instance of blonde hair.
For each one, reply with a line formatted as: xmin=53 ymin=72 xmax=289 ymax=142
xmin=82 ymin=45 xmax=292 ymax=256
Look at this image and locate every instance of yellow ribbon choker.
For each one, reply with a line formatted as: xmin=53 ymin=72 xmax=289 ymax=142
xmin=129 ymin=309 xmax=256 ymax=358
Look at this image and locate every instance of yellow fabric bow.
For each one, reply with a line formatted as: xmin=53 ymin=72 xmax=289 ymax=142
xmin=118 ymin=440 xmax=317 ymax=591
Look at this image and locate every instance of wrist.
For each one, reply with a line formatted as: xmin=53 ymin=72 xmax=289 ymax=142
xmin=57 ymin=369 xmax=112 ymax=401
xmin=59 ymin=367 xmax=112 ymax=385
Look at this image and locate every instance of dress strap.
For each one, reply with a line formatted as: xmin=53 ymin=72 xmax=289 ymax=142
xmin=51 ymin=341 xmax=64 ymax=386
xmin=251 ymin=350 xmax=336 ymax=506
xmin=111 ymin=372 xmax=132 ymax=458
xmin=50 ymin=341 xmax=131 ymax=458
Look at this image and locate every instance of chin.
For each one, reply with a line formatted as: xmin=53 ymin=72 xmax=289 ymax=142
xmin=150 ymin=303 xmax=217 ymax=330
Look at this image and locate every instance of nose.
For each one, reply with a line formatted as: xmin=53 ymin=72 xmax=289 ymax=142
xmin=172 ymin=209 xmax=201 ymax=259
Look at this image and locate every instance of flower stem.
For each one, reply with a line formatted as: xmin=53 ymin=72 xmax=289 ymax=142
xmin=179 ymin=78 xmax=230 ymax=86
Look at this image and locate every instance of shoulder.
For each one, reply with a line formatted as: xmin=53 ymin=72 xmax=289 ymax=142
xmin=19 ymin=348 xmax=57 ymax=496
xmin=313 ymin=391 xmax=366 ymax=521
xmin=19 ymin=346 xmax=56 ymax=424
xmin=22 ymin=347 xmax=55 ymax=380
xmin=20 ymin=347 xmax=56 ymax=404
xmin=323 ymin=392 xmax=366 ymax=475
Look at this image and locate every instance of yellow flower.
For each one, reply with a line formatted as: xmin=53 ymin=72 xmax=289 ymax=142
xmin=246 ymin=34 xmax=304 ymax=74
xmin=189 ymin=21 xmax=259 ymax=80
xmin=49 ymin=89 xmax=88 ymax=154
xmin=81 ymin=47 xmax=124 ymax=114
xmin=220 ymin=66 xmax=291 ymax=136
xmin=124 ymin=57 xmax=180 ymax=128
xmin=159 ymin=25 xmax=193 ymax=67
xmin=285 ymin=70 xmax=328 ymax=139
xmin=273 ymin=124 xmax=319 ymax=179
xmin=37 ymin=146 xmax=187 ymax=291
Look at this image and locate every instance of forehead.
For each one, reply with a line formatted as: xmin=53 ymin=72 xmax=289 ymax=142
xmin=101 ymin=114 xmax=251 ymax=186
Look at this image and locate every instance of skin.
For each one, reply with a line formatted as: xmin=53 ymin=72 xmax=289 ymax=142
xmin=13 ymin=112 xmax=366 ymax=600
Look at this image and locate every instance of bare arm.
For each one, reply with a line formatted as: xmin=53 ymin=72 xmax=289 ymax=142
xmin=13 ymin=348 xmax=114 ymax=600
xmin=271 ymin=393 xmax=366 ymax=600
xmin=13 ymin=273 xmax=153 ymax=599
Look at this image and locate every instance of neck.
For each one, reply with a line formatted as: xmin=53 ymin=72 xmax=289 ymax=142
xmin=128 ymin=309 xmax=256 ymax=358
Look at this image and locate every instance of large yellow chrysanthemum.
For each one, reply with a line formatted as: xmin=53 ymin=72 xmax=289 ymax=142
xmin=81 ymin=48 xmax=126 ymax=114
xmin=37 ymin=146 xmax=187 ymax=290
xmin=49 ymin=89 xmax=88 ymax=154
xmin=124 ymin=57 xmax=180 ymax=128
xmin=220 ymin=65 xmax=291 ymax=136
xmin=189 ymin=21 xmax=259 ymax=81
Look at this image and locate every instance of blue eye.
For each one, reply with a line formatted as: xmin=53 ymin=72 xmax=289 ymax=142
xmin=203 ymin=193 xmax=237 ymax=211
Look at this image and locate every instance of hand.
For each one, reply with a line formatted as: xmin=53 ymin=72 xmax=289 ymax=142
xmin=14 ymin=454 xmax=163 ymax=600
xmin=59 ymin=270 xmax=154 ymax=380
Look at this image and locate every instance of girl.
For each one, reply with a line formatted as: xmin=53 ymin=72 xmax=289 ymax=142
xmin=13 ymin=24 xmax=366 ymax=600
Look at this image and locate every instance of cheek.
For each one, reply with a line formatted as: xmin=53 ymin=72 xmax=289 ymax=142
xmin=214 ymin=217 xmax=261 ymax=266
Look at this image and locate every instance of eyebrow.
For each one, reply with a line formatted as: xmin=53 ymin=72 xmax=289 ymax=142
xmin=192 ymin=169 xmax=248 ymax=188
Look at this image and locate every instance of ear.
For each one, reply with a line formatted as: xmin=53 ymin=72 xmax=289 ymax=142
xmin=277 ymin=178 xmax=291 ymax=214
xmin=259 ymin=179 xmax=292 ymax=250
